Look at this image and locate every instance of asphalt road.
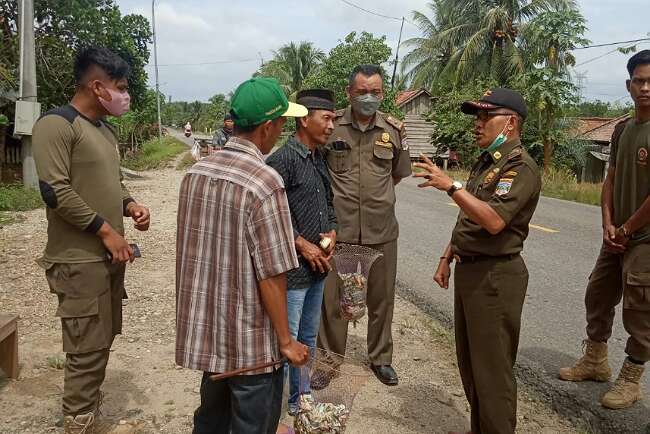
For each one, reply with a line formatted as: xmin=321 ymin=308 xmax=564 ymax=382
xmin=394 ymin=176 xmax=650 ymax=433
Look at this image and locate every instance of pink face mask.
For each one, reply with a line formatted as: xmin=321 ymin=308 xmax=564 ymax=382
xmin=99 ymin=86 xmax=131 ymax=117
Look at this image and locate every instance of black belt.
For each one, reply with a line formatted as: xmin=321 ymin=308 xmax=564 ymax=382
xmin=455 ymin=253 xmax=519 ymax=263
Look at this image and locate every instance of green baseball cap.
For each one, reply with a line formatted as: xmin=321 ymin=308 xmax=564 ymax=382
xmin=230 ymin=77 xmax=308 ymax=127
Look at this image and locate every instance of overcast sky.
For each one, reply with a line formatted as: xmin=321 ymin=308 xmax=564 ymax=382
xmin=116 ymin=0 xmax=649 ymax=104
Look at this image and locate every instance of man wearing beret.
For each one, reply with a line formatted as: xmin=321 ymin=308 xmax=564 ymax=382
xmin=176 ymin=77 xmax=310 ymax=434
xmin=266 ymin=88 xmax=338 ymax=415
xmin=415 ymin=88 xmax=541 ymax=434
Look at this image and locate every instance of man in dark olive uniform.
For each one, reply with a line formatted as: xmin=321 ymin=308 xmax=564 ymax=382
xmin=415 ymin=88 xmax=541 ymax=434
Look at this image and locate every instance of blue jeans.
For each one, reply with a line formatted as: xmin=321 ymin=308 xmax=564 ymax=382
xmin=286 ymin=279 xmax=326 ymax=406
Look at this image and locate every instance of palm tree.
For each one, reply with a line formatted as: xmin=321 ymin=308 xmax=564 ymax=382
xmin=257 ymin=41 xmax=325 ymax=96
xmin=402 ymin=0 xmax=578 ymax=87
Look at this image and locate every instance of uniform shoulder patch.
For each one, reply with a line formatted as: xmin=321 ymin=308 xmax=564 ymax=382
xmin=335 ymin=108 xmax=346 ymax=118
xmin=495 ymin=178 xmax=514 ymax=196
xmin=384 ymin=114 xmax=404 ymax=131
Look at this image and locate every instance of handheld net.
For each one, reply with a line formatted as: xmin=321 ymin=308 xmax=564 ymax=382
xmin=334 ymin=244 xmax=383 ymax=322
xmin=294 ymin=348 xmax=369 ymax=434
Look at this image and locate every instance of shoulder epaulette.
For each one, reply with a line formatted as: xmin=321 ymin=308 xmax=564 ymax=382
xmin=384 ymin=114 xmax=404 ymax=130
xmin=507 ymin=147 xmax=523 ymax=161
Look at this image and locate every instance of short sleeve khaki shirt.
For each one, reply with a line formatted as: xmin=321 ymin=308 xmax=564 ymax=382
xmin=451 ymin=139 xmax=541 ymax=256
xmin=322 ymin=107 xmax=412 ymax=244
xmin=610 ymin=119 xmax=650 ymax=245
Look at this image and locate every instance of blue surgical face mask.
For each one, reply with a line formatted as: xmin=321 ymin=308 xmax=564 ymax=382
xmin=487 ymin=117 xmax=512 ymax=152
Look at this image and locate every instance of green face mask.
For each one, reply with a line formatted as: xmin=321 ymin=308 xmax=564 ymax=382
xmin=486 ymin=117 xmax=512 ymax=153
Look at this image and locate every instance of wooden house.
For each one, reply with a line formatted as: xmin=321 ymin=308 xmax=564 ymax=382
xmin=395 ymin=89 xmax=435 ymax=159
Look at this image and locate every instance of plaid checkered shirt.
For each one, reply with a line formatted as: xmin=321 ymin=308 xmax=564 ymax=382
xmin=175 ymin=137 xmax=299 ymax=375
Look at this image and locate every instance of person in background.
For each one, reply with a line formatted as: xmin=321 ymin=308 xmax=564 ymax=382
xmin=266 ymin=88 xmax=337 ymax=415
xmin=212 ymin=112 xmax=234 ymax=150
xmin=184 ymin=121 xmax=192 ymax=137
xmin=32 ymin=46 xmax=151 ymax=434
xmin=176 ymin=77 xmax=310 ymax=434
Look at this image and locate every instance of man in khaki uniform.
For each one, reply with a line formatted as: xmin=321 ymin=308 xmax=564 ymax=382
xmin=415 ymin=88 xmax=541 ymax=434
xmin=560 ymin=50 xmax=650 ymax=410
xmin=317 ymin=64 xmax=411 ymax=385
xmin=33 ymin=47 xmax=150 ymax=434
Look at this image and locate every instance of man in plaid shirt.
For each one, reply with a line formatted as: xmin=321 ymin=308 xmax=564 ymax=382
xmin=176 ymin=77 xmax=310 ymax=434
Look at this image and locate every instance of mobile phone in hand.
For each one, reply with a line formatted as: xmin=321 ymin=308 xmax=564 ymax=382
xmin=106 ymin=243 xmax=141 ymax=261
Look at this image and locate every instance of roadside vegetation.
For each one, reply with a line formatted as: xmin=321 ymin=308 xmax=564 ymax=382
xmin=175 ymin=152 xmax=195 ymax=171
xmin=0 ymin=183 xmax=43 ymax=226
xmin=121 ymin=137 xmax=187 ymax=171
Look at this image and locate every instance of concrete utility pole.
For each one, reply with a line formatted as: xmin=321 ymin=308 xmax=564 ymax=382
xmin=18 ymin=0 xmax=39 ymax=189
xmin=152 ymin=0 xmax=162 ymax=143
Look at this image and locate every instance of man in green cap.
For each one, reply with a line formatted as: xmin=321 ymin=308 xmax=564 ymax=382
xmin=176 ymin=77 xmax=310 ymax=434
xmin=415 ymin=88 xmax=541 ymax=434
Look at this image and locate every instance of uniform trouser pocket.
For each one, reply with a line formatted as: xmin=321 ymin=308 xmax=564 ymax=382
xmin=624 ymin=272 xmax=650 ymax=311
xmin=622 ymin=244 xmax=650 ymax=361
xmin=45 ymin=262 xmax=121 ymax=354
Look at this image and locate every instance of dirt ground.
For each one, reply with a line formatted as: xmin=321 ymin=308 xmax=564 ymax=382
xmin=0 ymin=156 xmax=580 ymax=434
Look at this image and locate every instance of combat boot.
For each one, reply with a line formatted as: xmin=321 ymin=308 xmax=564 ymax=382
xmin=92 ymin=392 xmax=142 ymax=434
xmin=559 ymin=339 xmax=611 ymax=382
xmin=64 ymin=412 xmax=95 ymax=434
xmin=601 ymin=359 xmax=645 ymax=409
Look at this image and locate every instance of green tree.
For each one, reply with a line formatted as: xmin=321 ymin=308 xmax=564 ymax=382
xmin=304 ymin=31 xmax=400 ymax=116
xmin=516 ymin=8 xmax=588 ymax=170
xmin=402 ymin=0 xmax=578 ymax=87
xmin=0 ymin=0 xmax=152 ymax=111
xmin=257 ymin=41 xmax=325 ymax=96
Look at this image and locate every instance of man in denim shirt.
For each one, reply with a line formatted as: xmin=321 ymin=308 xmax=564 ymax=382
xmin=266 ymin=89 xmax=337 ymax=415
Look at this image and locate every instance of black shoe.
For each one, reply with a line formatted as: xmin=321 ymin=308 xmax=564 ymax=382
xmin=370 ymin=364 xmax=398 ymax=386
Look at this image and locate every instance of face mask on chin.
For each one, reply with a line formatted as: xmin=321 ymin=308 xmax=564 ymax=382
xmin=351 ymin=93 xmax=382 ymax=117
xmin=98 ymin=84 xmax=131 ymax=117
xmin=487 ymin=116 xmax=513 ymax=152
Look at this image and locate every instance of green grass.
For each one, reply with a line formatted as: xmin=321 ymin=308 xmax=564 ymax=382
xmin=0 ymin=184 xmax=43 ymax=211
xmin=541 ymin=167 xmax=601 ymax=206
xmin=0 ymin=183 xmax=42 ymax=227
xmin=176 ymin=151 xmax=196 ymax=171
xmin=122 ymin=137 xmax=188 ymax=171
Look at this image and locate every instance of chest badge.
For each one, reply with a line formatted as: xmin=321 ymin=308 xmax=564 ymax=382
xmin=638 ymin=147 xmax=648 ymax=165
xmin=493 ymin=151 xmax=502 ymax=160
xmin=483 ymin=167 xmax=500 ymax=185
xmin=381 ymin=132 xmax=390 ymax=143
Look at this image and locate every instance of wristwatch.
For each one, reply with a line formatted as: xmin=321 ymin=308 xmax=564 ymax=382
xmin=447 ymin=181 xmax=463 ymax=197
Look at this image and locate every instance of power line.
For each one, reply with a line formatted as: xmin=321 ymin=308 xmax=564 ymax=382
xmin=575 ymin=38 xmax=650 ymax=50
xmin=144 ymin=58 xmax=258 ymax=67
xmin=575 ymin=41 xmax=650 ymax=67
xmin=335 ymin=0 xmax=417 ymax=27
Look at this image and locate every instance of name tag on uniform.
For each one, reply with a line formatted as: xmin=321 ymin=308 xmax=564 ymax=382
xmin=375 ymin=140 xmax=393 ymax=149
